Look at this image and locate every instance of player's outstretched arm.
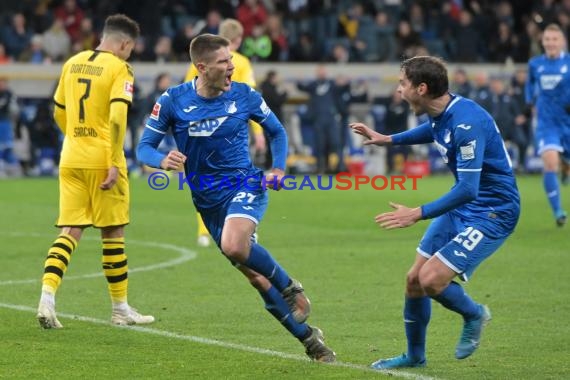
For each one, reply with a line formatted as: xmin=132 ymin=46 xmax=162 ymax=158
xmin=375 ymin=202 xmax=422 ymax=229
xmin=350 ymin=122 xmax=392 ymax=146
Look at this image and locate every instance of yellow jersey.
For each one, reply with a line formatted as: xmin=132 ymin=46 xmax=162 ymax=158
xmin=54 ymin=50 xmax=134 ymax=169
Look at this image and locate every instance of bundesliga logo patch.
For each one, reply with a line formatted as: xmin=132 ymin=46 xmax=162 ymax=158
xmin=460 ymin=140 xmax=476 ymax=160
xmin=124 ymin=81 xmax=134 ymax=97
xmin=150 ymin=103 xmax=161 ymax=120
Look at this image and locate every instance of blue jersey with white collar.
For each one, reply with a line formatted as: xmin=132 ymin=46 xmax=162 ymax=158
xmin=137 ymin=79 xmax=288 ymax=211
xmin=393 ymin=95 xmax=520 ymax=236
xmin=526 ymin=52 xmax=570 ymax=131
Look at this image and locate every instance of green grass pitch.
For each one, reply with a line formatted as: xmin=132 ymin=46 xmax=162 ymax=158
xmin=0 ymin=174 xmax=568 ymax=379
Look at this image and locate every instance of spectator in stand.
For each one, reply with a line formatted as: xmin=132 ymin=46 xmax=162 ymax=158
xmin=510 ymin=68 xmax=533 ymax=170
xmin=54 ymin=0 xmax=85 ymax=44
xmin=373 ymin=10 xmax=396 ymax=62
xmin=29 ymin=0 xmax=54 ymax=34
xmin=395 ymin=20 xmax=423 ymax=60
xmin=488 ymin=21 xmax=518 ymax=63
xmin=487 ymin=76 xmax=528 ymax=171
xmin=452 ymin=8 xmax=485 ymax=62
xmin=381 ymin=87 xmax=411 ymax=174
xmin=275 ymin=0 xmax=310 ymax=48
xmin=328 ymin=42 xmax=351 ymax=63
xmin=259 ymin=70 xmax=288 ymax=168
xmin=129 ymin=37 xmax=154 ymax=62
xmin=241 ymin=24 xmax=272 ymax=62
xmin=297 ymin=65 xmax=340 ymax=173
xmin=172 ymin=21 xmax=196 ymax=61
xmin=526 ymin=19 xmax=544 ymax=58
xmin=556 ymin=11 xmax=570 ymax=41
xmin=153 ymin=36 xmax=176 ymax=63
xmin=532 ymin=0 xmax=558 ymax=27
xmin=42 ymin=18 xmax=71 ymax=62
xmin=0 ymin=77 xmax=20 ymax=177
xmin=73 ymin=17 xmax=98 ymax=53
xmin=236 ymin=0 xmax=268 ymax=37
xmin=29 ymin=100 xmax=61 ymax=176
xmin=20 ymin=34 xmax=50 ymax=64
xmin=351 ymin=4 xmax=376 ymax=62
xmin=471 ymin=71 xmax=492 ymax=110
xmin=450 ymin=68 xmax=473 ymax=98
xmin=0 ymin=43 xmax=12 ymax=64
xmin=198 ymin=9 xmax=222 ymax=35
xmin=265 ymin=13 xmax=288 ymax=61
xmin=289 ymin=32 xmax=320 ymax=62
xmin=2 ymin=12 xmax=33 ymax=61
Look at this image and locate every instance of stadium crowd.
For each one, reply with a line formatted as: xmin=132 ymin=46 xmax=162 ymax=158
xmin=0 ymin=0 xmax=567 ymax=64
xmin=0 ymin=0 xmax=567 ymax=177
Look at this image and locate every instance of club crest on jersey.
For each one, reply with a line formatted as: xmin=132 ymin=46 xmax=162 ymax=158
xmin=460 ymin=140 xmax=476 ymax=160
xmin=188 ymin=116 xmax=227 ymax=136
xmin=150 ymin=103 xmax=161 ymax=120
xmin=225 ymin=101 xmax=237 ymax=114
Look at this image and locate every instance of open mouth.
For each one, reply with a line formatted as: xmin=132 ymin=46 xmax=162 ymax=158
xmin=225 ymin=73 xmax=232 ymax=86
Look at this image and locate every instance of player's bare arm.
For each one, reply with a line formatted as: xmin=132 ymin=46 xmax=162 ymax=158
xmin=160 ymin=150 xmax=187 ymax=171
xmin=375 ymin=201 xmax=422 ymax=229
xmin=349 ymin=122 xmax=393 ymax=146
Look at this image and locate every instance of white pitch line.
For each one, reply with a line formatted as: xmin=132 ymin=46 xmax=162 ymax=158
xmin=1 ymin=231 xmax=439 ymax=380
xmin=0 ymin=303 xmax=438 ymax=380
xmin=0 ymin=232 xmax=197 ymax=286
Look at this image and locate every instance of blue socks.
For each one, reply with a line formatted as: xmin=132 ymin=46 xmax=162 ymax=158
xmin=543 ymin=171 xmax=562 ymax=216
xmin=244 ymin=243 xmax=290 ymax=291
xmin=431 ymin=281 xmax=480 ymax=321
xmin=259 ymin=286 xmax=310 ymax=340
xmin=404 ymin=296 xmax=431 ymax=362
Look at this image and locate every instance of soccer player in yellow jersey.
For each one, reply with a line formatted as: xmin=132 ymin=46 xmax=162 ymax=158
xmin=36 ymin=14 xmax=154 ymax=329
xmin=185 ymin=19 xmax=266 ymax=248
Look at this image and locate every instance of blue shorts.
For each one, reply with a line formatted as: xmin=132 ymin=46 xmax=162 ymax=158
xmin=535 ymin=126 xmax=570 ymax=160
xmin=417 ymin=212 xmax=508 ymax=281
xmin=199 ymin=188 xmax=268 ymax=247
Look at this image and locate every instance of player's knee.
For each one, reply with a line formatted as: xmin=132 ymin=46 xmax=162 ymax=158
xmin=418 ymin=272 xmax=445 ymax=296
xmin=221 ymin=241 xmax=248 ymax=262
xmin=405 ymin=271 xmax=422 ymax=294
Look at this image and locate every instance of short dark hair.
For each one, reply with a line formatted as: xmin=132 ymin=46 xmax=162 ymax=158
xmin=189 ymin=34 xmax=230 ymax=64
xmin=103 ymin=14 xmax=140 ymax=41
xmin=401 ymin=56 xmax=448 ymax=98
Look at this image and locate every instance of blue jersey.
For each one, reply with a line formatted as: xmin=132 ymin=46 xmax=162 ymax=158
xmin=393 ymin=95 xmax=520 ymax=237
xmin=526 ymin=52 xmax=570 ymax=131
xmin=137 ymin=79 xmax=288 ymax=211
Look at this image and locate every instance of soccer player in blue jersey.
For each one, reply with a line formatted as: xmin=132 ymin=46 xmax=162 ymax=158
xmin=526 ymin=23 xmax=569 ymax=227
xmin=136 ymin=34 xmax=335 ymax=362
xmin=350 ymin=56 xmax=520 ymax=369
